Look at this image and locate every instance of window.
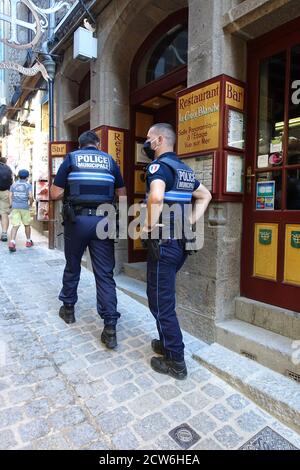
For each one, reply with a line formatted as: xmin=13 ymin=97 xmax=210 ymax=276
xmin=255 ymin=46 xmax=300 ymax=210
xmin=138 ymin=25 xmax=188 ymax=87
xmin=257 ymin=53 xmax=286 ymax=167
xmin=287 ymin=168 xmax=300 ymax=210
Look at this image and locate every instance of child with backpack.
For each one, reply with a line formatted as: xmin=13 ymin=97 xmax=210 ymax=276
xmin=8 ymin=169 xmax=34 ymax=252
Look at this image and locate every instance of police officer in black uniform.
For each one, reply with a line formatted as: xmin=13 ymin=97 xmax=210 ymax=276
xmin=50 ymin=131 xmax=126 ymax=349
xmin=141 ymin=123 xmax=212 ymax=379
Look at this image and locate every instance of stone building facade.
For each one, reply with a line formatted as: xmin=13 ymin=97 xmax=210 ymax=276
xmin=38 ymin=0 xmax=300 ymax=377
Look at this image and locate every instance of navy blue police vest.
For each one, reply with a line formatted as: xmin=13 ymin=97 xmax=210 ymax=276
xmin=66 ymin=149 xmax=115 ymax=206
xmin=146 ymin=155 xmax=195 ymax=207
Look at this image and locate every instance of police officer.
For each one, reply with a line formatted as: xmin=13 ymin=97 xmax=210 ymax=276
xmin=50 ymin=131 xmax=126 ymax=349
xmin=141 ymin=123 xmax=212 ymax=379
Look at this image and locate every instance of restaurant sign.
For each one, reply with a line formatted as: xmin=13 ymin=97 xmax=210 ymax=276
xmin=177 ymin=80 xmax=221 ymax=156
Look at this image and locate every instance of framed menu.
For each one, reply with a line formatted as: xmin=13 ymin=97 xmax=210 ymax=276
xmin=184 ymin=154 xmax=214 ymax=192
xmin=36 ymin=201 xmax=49 ymax=221
xmin=225 ymin=153 xmax=244 ymax=193
xmin=51 ymin=156 xmax=64 ymax=175
xmin=35 ymin=180 xmax=49 ymax=201
xmin=135 ymin=142 xmax=150 ymax=165
xmin=227 ymin=109 xmax=245 ymax=150
xmin=134 ymin=170 xmax=146 ymax=194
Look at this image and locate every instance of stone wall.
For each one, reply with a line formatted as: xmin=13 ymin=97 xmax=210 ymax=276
xmin=176 ymin=0 xmax=246 ymax=342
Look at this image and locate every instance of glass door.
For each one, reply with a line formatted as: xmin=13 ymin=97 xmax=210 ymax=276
xmin=241 ymin=26 xmax=300 ymax=312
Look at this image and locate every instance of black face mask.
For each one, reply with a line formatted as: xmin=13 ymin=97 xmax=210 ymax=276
xmin=142 ymin=140 xmax=155 ymax=161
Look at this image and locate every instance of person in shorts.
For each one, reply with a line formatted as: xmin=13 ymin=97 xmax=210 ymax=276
xmin=8 ymin=169 xmax=34 ymax=252
xmin=0 ymin=155 xmax=13 ymax=241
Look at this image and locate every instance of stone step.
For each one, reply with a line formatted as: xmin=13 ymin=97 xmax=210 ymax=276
xmin=115 ymin=274 xmax=148 ymax=307
xmin=193 ymin=343 xmax=300 ymax=433
xmin=216 ymin=318 xmax=300 ymax=378
xmin=235 ymin=296 xmax=300 ymax=340
xmin=123 ymin=262 xmax=147 ymax=283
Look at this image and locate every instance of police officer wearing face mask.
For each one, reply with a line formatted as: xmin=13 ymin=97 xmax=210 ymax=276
xmin=141 ymin=123 xmax=212 ymax=379
xmin=50 ymin=131 xmax=126 ymax=349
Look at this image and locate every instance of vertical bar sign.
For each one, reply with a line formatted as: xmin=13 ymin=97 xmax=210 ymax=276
xmin=108 ymin=129 xmax=124 ymax=174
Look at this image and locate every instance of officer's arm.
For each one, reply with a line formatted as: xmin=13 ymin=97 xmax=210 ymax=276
xmin=190 ymin=184 xmax=212 ymax=225
xmin=50 ymin=185 xmax=64 ymax=200
xmin=143 ymin=179 xmax=165 ymax=231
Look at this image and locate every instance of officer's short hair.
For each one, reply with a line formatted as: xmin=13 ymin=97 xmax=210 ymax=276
xmin=150 ymin=123 xmax=176 ymax=147
xmin=0 ymin=155 xmax=7 ymax=164
xmin=79 ymin=130 xmax=100 ymax=148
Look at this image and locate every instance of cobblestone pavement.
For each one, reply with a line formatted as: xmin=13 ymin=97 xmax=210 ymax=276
xmin=0 ymin=231 xmax=299 ymax=450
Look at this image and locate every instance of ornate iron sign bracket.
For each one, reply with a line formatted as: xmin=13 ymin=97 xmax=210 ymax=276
xmin=0 ymin=0 xmax=72 ymax=79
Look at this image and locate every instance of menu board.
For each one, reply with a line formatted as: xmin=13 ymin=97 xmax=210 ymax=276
xmin=35 ymin=180 xmax=49 ymax=201
xmin=51 ymin=157 xmax=64 ymax=175
xmin=36 ymin=201 xmax=49 ymax=221
xmin=226 ymin=154 xmax=244 ymax=193
xmin=227 ymin=109 xmax=245 ymax=149
xmin=184 ymin=154 xmax=213 ymax=191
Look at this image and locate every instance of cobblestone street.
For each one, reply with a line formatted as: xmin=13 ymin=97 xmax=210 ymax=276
xmin=0 ymin=232 xmax=299 ymax=451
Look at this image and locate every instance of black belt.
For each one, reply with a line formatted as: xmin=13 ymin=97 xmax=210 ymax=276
xmin=74 ymin=207 xmax=105 ymax=216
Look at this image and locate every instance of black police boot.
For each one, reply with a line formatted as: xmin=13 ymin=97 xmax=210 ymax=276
xmin=59 ymin=305 xmax=75 ymax=324
xmin=101 ymin=325 xmax=117 ymax=349
xmin=151 ymin=339 xmax=166 ymax=356
xmin=150 ymin=356 xmax=187 ymax=380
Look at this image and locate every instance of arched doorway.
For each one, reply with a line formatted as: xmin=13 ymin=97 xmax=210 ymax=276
xmin=128 ymin=9 xmax=188 ymax=262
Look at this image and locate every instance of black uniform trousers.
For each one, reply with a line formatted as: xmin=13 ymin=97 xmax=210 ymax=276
xmin=147 ymin=239 xmax=187 ymax=362
xmin=59 ymin=215 xmax=120 ymax=326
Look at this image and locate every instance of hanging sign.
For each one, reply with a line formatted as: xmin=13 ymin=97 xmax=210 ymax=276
xmin=0 ymin=0 xmax=72 ymax=80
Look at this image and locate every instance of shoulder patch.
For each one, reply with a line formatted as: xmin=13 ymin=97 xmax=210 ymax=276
xmin=149 ymin=164 xmax=160 ymax=174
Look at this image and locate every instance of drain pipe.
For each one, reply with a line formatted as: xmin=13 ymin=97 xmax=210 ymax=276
xmin=41 ymin=40 xmax=56 ymax=249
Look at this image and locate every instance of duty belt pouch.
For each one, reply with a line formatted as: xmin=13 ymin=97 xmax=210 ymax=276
xmin=62 ymin=202 xmax=76 ymax=224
